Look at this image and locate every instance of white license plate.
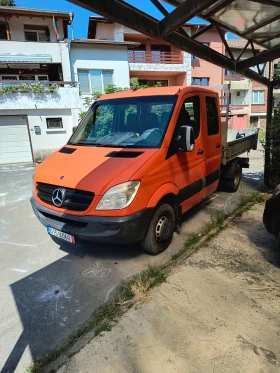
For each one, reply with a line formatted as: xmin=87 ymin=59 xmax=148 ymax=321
xmin=47 ymin=227 xmax=75 ymax=244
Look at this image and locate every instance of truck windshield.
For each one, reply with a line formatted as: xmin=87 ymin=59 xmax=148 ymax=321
xmin=68 ymin=95 xmax=177 ymax=148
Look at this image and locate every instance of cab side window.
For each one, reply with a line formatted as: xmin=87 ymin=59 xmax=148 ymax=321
xmin=167 ymin=96 xmax=200 ymax=158
xmin=175 ymin=96 xmax=200 ymax=139
xmin=206 ymin=96 xmax=219 ymax=136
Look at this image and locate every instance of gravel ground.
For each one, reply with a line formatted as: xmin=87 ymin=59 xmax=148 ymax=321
xmin=57 ymin=202 xmax=280 ymax=373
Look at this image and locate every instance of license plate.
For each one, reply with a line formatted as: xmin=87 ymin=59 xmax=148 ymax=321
xmin=47 ymin=227 xmax=75 ymax=244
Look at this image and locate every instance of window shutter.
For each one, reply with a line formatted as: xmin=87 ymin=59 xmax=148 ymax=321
xmin=103 ymin=71 xmax=113 ymax=90
xmin=78 ymin=70 xmax=90 ymax=94
xmin=90 ymin=70 xmax=102 ymax=93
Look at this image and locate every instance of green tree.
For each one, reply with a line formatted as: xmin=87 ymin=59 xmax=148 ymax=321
xmin=264 ymin=108 xmax=280 ymax=188
xmin=79 ymin=84 xmax=129 ymax=120
xmin=273 ymin=61 xmax=280 ymax=81
xmin=0 ymin=0 xmax=16 ymax=6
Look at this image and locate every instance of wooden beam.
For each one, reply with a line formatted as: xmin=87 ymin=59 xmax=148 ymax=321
xmin=68 ymin=0 xmax=270 ymax=86
xmin=150 ymin=0 xmax=189 ymax=37
xmin=243 ymin=13 xmax=280 ymax=37
xmin=215 ymin=23 xmax=234 ymax=60
xmin=248 ymin=0 xmax=280 ymax=7
xmin=236 ymin=40 xmax=250 ymax=62
xmin=203 ymin=0 xmax=235 ymax=19
xmin=237 ymin=44 xmax=280 ymax=69
xmin=158 ymin=0 xmax=218 ymax=36
xmin=191 ymin=24 xmax=213 ymax=39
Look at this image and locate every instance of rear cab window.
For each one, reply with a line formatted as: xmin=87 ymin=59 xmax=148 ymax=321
xmin=206 ymin=96 xmax=219 ymax=136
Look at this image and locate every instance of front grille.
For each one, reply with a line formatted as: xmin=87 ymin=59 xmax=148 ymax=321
xmin=37 ymin=183 xmax=94 ymax=211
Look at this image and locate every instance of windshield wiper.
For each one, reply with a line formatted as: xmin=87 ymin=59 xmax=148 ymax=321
xmin=71 ymin=141 xmax=139 ymax=148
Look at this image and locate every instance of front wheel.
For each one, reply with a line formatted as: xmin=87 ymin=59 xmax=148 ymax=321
xmin=141 ymin=203 xmax=175 ymax=255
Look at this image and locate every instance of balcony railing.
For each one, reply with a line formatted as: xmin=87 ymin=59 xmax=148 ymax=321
xmin=0 ymin=80 xmax=78 ymax=88
xmin=128 ymin=51 xmax=184 ymax=64
xmin=224 ymin=74 xmax=245 ymax=81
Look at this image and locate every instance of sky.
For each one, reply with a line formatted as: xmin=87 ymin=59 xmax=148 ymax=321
xmin=16 ymin=0 xmax=239 ymax=39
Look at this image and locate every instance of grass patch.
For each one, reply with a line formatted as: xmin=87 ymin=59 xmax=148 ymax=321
xmin=27 ymin=192 xmax=265 ymax=373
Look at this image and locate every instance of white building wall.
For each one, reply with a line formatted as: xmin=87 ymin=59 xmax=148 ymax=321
xmin=0 ymin=88 xmax=81 ymax=110
xmin=70 ymin=43 xmax=130 ymax=91
xmin=0 ymin=40 xmax=62 ymax=62
xmin=0 ymin=108 xmax=74 ymax=161
xmin=0 ymin=16 xmax=64 ymax=42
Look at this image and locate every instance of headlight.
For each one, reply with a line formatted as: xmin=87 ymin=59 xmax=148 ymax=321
xmin=96 ymin=181 xmax=140 ymax=210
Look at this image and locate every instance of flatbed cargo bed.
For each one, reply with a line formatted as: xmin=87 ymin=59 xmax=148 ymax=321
xmin=221 ymin=127 xmax=259 ymax=165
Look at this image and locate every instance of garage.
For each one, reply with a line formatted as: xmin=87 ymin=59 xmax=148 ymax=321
xmin=0 ymin=116 xmax=33 ymax=164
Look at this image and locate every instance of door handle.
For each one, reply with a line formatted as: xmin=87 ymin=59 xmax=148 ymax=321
xmin=197 ymin=149 xmax=204 ymax=155
xmin=216 ymin=143 xmax=221 ymax=149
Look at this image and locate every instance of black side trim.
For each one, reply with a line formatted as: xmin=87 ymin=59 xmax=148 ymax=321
xmin=178 ymin=179 xmax=202 ymax=204
xmin=59 ymin=147 xmax=76 ymax=154
xmin=106 ymin=151 xmax=143 ymax=158
xmin=205 ymin=169 xmax=220 ymax=187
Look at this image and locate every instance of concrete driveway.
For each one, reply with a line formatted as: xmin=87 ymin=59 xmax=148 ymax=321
xmin=0 ymin=148 xmax=264 ymax=373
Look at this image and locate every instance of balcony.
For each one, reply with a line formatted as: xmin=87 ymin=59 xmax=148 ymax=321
xmin=224 ymin=74 xmax=245 ymax=81
xmin=0 ymin=40 xmax=64 ymax=64
xmin=128 ymin=51 xmax=183 ymax=64
xmin=0 ymin=81 xmax=80 ymax=110
xmin=128 ymin=51 xmax=187 ymax=72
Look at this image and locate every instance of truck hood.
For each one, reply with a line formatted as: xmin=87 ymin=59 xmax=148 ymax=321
xmin=35 ymin=146 xmax=158 ymax=194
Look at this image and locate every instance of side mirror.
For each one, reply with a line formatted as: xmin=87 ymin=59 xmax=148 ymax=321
xmin=178 ymin=125 xmax=195 ymax=152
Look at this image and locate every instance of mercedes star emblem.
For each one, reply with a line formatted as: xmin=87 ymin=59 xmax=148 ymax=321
xmin=52 ymin=188 xmax=65 ymax=207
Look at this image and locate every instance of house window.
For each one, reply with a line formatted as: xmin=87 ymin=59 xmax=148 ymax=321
xmin=250 ymin=116 xmax=259 ymax=128
xmin=0 ymin=75 xmax=49 ymax=84
xmin=24 ymin=25 xmax=50 ymax=42
xmin=46 ymin=118 xmax=63 ymax=129
xmin=0 ymin=21 xmax=8 ymax=40
xmin=252 ymin=90 xmax=264 ymax=104
xmin=192 ymin=77 xmax=209 ymax=86
xmin=138 ymin=80 xmax=168 ymax=87
xmin=192 ymin=43 xmax=209 ymax=60
xmin=225 ymin=69 xmax=239 ymax=76
xmin=78 ymin=70 xmax=113 ymax=94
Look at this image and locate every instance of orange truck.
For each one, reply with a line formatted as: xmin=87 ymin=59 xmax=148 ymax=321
xmin=31 ymin=86 xmax=258 ymax=255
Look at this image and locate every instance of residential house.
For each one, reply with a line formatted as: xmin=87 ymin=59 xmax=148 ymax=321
xmin=188 ymin=24 xmax=225 ymax=88
xmin=225 ymin=40 xmax=268 ymax=131
xmin=87 ymin=17 xmax=192 ymax=88
xmin=0 ymin=6 xmax=80 ymax=164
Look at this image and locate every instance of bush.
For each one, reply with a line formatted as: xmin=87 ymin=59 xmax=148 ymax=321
xmin=263 ymin=109 xmax=280 ymax=188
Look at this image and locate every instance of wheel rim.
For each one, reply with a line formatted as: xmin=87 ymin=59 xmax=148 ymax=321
xmin=155 ymin=215 xmax=172 ymax=242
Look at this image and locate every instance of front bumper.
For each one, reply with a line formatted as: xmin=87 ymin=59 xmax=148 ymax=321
xmin=30 ymin=197 xmax=154 ymax=244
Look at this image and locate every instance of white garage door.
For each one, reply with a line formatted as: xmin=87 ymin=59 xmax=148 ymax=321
xmin=0 ymin=116 xmax=33 ymax=164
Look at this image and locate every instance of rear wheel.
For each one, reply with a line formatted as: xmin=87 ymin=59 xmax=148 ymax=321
xmin=223 ymin=163 xmax=242 ymax=193
xmin=141 ymin=203 xmax=175 ymax=255
xmin=277 ymin=233 xmax=280 ymax=251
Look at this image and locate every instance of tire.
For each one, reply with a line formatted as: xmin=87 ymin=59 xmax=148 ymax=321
xmin=277 ymin=233 xmax=280 ymax=251
xmin=141 ymin=203 xmax=175 ymax=255
xmin=223 ymin=163 xmax=242 ymax=193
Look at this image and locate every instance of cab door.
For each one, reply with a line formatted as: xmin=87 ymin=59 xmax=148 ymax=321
xmin=202 ymin=94 xmax=222 ymax=198
xmin=168 ymin=94 xmax=205 ymax=214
